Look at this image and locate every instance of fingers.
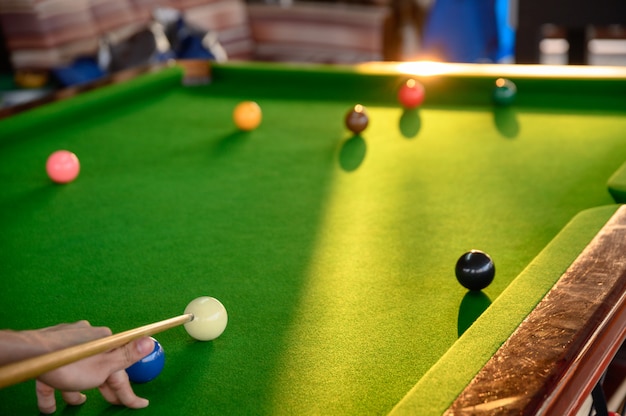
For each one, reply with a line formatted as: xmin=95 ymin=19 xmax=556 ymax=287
xmin=35 ymin=321 xmax=113 ymax=352
xmin=61 ymin=391 xmax=87 ymax=406
xmin=40 ymin=320 xmax=91 ymax=332
xmin=37 ymin=337 xmax=154 ymax=395
xmin=96 ymin=339 xmax=153 ymax=409
xmin=37 ymin=380 xmax=86 ymax=414
xmin=99 ymin=370 xmax=149 ymax=409
xmin=38 ymin=371 xmax=149 ymax=413
xmin=36 ymin=380 xmax=57 ymax=414
xmin=61 ymin=321 xmax=112 ymax=344
xmin=106 ymin=337 xmax=155 ymax=374
xmin=31 ymin=326 xmax=152 ymax=413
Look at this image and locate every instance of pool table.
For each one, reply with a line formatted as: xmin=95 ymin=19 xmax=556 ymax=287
xmin=0 ymin=60 xmax=625 ymax=415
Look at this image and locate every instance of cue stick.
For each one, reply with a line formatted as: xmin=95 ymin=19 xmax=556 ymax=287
xmin=0 ymin=313 xmax=194 ymax=389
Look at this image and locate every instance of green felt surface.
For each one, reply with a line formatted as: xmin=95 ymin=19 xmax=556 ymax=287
xmin=0 ymin=63 xmax=625 ymax=415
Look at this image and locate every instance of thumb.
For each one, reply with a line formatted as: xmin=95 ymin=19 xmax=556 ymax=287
xmin=108 ymin=337 xmax=155 ymax=372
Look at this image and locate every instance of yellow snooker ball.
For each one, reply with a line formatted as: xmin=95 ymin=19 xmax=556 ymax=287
xmin=233 ymin=101 xmax=262 ymax=131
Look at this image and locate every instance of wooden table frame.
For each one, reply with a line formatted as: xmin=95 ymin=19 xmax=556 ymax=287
xmin=446 ymin=205 xmax=626 ymax=415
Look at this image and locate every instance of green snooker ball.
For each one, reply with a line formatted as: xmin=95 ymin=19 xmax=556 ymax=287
xmin=493 ymin=78 xmax=517 ymax=106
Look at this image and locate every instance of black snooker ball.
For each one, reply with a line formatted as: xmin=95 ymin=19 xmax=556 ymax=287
xmin=345 ymin=104 xmax=369 ymax=134
xmin=455 ymin=250 xmax=495 ymax=291
xmin=492 ymin=78 xmax=517 ymax=106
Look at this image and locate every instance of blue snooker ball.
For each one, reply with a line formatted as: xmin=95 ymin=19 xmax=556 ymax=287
xmin=126 ymin=337 xmax=165 ymax=383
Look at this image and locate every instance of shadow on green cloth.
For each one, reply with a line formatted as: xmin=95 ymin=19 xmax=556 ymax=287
xmin=458 ymin=290 xmax=492 ymax=337
xmin=493 ymin=106 xmax=520 ymax=139
xmin=399 ymin=109 xmax=422 ymax=139
xmin=339 ymin=134 xmax=366 ymax=172
xmin=211 ymin=130 xmax=251 ymax=156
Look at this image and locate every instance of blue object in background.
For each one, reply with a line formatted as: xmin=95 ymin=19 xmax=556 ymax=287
xmin=126 ymin=337 xmax=165 ymax=384
xmin=495 ymin=0 xmax=515 ymax=62
xmin=421 ymin=0 xmax=515 ymax=63
xmin=51 ymin=57 xmax=106 ymax=87
xmin=168 ymin=16 xmax=218 ymax=60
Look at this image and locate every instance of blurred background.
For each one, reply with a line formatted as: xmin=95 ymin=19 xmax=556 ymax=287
xmin=0 ymin=0 xmax=625 ymax=106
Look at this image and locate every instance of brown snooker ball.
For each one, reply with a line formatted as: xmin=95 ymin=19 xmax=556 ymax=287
xmin=345 ymin=104 xmax=369 ymax=134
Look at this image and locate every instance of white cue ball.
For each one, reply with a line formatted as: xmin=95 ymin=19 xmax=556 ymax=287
xmin=184 ymin=297 xmax=228 ymax=341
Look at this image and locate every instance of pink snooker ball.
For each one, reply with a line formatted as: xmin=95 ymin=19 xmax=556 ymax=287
xmin=46 ymin=150 xmax=80 ymax=183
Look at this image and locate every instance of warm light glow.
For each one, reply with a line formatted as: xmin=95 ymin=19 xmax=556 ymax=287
xmin=495 ymin=78 xmax=506 ymax=87
xmin=406 ymin=78 xmax=416 ymax=88
xmin=356 ymin=61 xmax=626 ymax=80
xmin=396 ymin=61 xmax=451 ymax=77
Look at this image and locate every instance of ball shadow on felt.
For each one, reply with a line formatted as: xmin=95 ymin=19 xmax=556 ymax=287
xmin=493 ymin=107 xmax=520 ymax=139
xmin=457 ymin=290 xmax=492 ymax=337
xmin=399 ymin=109 xmax=422 ymax=139
xmin=339 ymin=134 xmax=367 ymax=172
xmin=211 ymin=131 xmax=250 ymax=156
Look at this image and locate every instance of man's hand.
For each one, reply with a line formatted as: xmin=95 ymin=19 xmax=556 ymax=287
xmin=1 ymin=321 xmax=154 ymax=413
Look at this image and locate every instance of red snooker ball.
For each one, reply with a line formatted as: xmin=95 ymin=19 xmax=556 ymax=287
xmin=398 ymin=79 xmax=425 ymax=109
